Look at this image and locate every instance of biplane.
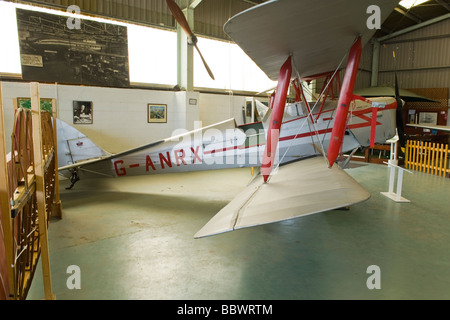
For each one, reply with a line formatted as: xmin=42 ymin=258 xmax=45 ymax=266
xmin=56 ymin=0 xmax=403 ymax=238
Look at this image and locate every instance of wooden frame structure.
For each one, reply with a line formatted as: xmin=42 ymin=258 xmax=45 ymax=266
xmin=1 ymin=82 xmax=61 ymax=300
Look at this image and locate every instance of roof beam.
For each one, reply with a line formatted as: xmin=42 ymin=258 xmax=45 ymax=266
xmin=395 ymin=6 xmax=423 ymax=24
xmin=242 ymin=0 xmax=262 ymax=5
xmin=378 ymin=12 xmax=450 ymax=41
xmin=435 ymin=0 xmax=450 ymax=12
xmin=189 ymin=0 xmax=203 ymax=9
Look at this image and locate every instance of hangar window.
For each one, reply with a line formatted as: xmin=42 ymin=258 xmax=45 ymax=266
xmin=0 ymin=2 xmax=21 ymax=75
xmin=127 ymin=24 xmax=177 ymax=85
xmin=194 ymin=36 xmax=276 ymax=92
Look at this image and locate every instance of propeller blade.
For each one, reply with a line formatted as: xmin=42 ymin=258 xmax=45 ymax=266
xmin=394 ymin=73 xmax=406 ymax=148
xmin=166 ymin=0 xmax=194 ymax=38
xmin=194 ymin=43 xmax=215 ymax=80
xmin=166 ymin=0 xmax=215 ymax=80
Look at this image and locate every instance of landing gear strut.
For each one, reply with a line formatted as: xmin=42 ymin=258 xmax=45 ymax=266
xmin=66 ymin=169 xmax=80 ymax=190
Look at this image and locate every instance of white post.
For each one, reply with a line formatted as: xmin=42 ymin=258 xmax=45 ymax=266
xmin=388 ymin=165 xmax=395 ymax=194
xmin=396 ymin=169 xmax=404 ymax=202
xmin=387 ymin=135 xmax=398 ymax=166
xmin=381 ymin=161 xmax=412 ymax=203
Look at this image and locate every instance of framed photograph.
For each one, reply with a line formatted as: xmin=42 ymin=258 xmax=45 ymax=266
xmin=148 ymin=104 xmax=167 ymax=123
xmin=419 ymin=112 xmax=437 ymax=125
xmin=73 ymin=101 xmax=93 ymax=124
xmin=17 ymin=97 xmax=53 ymax=112
xmin=17 ymin=8 xmax=130 ymax=88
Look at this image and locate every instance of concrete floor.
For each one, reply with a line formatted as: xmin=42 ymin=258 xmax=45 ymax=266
xmin=27 ymin=161 xmax=450 ymax=300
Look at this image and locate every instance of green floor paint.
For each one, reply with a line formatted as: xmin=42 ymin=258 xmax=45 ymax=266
xmin=27 ymin=162 xmax=450 ymax=300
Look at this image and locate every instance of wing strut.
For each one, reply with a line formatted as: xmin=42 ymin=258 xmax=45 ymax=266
xmin=261 ymin=56 xmax=292 ymax=182
xmin=327 ymin=37 xmax=362 ymax=168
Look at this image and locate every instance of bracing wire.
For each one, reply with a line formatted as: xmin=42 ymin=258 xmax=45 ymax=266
xmin=273 ymin=53 xmax=347 ymax=172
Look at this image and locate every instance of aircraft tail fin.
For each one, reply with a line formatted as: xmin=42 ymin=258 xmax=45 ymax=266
xmin=56 ymin=119 xmax=110 ymax=170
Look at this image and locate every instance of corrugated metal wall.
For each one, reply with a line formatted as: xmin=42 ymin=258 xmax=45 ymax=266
xmin=11 ymin=0 xmax=254 ymax=39
xmin=377 ymin=18 xmax=450 ymax=89
xmin=355 ymin=43 xmax=374 ymax=90
xmin=194 ymin=0 xmax=252 ymax=40
xmin=317 ymin=43 xmax=373 ymax=94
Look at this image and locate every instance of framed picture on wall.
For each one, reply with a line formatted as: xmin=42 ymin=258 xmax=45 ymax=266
xmin=73 ymin=101 xmax=93 ymax=124
xmin=17 ymin=97 xmax=53 ymax=112
xmin=419 ymin=112 xmax=438 ymax=125
xmin=148 ymin=104 xmax=167 ymax=123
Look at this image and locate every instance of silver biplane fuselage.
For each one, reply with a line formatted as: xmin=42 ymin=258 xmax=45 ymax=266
xmin=57 ymin=96 xmax=397 ymax=180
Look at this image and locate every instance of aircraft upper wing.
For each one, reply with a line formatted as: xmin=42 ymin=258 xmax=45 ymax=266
xmin=224 ymin=0 xmax=399 ymax=80
xmin=407 ymin=124 xmax=450 ymax=132
xmin=195 ymin=156 xmax=370 ymax=238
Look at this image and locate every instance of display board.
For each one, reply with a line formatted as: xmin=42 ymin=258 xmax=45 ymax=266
xmin=16 ymin=8 xmax=130 ymax=87
xmin=404 ymin=87 xmax=448 ymax=142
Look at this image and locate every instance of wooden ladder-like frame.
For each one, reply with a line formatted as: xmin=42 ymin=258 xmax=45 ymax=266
xmin=1 ymin=82 xmax=62 ymax=300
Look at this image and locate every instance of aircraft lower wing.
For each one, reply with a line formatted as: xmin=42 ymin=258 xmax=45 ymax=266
xmin=195 ymin=156 xmax=370 ymax=238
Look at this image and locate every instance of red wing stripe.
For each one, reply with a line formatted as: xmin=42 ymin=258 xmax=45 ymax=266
xmin=204 ymin=146 xmax=239 ymax=155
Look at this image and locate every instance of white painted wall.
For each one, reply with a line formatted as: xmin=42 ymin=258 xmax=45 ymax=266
xmin=198 ymin=93 xmax=247 ymax=127
xmin=1 ymin=82 xmax=203 ymax=153
xmin=1 ymin=82 xmax=253 ymax=154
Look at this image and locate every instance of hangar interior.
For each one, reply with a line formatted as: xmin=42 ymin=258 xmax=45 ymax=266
xmin=0 ymin=0 xmax=450 ymax=300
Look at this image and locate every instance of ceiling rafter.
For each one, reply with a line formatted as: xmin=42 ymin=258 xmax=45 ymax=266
xmin=189 ymin=0 xmax=203 ymax=9
xmin=395 ymin=6 xmax=424 ymax=23
xmin=434 ymin=0 xmax=450 ymax=11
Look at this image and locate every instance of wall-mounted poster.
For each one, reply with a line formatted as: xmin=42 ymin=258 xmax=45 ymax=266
xmin=17 ymin=97 xmax=53 ymax=113
xmin=73 ymin=101 xmax=93 ymax=124
xmin=419 ymin=112 xmax=438 ymax=125
xmin=16 ymin=8 xmax=129 ymax=88
xmin=148 ymin=104 xmax=167 ymax=123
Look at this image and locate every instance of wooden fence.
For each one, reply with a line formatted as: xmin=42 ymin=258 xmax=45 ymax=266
xmin=405 ymin=140 xmax=449 ymax=178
